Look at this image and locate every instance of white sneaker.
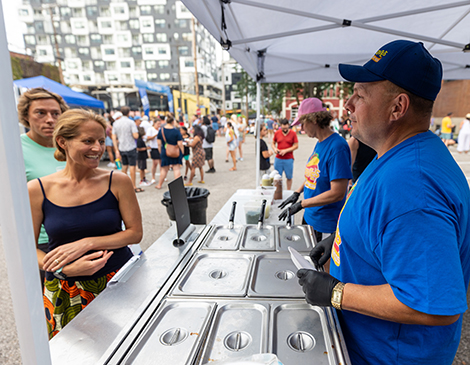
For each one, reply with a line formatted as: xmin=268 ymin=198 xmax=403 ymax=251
xmin=139 ymin=181 xmax=151 ymax=187
xmin=150 ymin=179 xmax=156 ymax=185
xmin=239 ymin=158 xmax=244 ymax=161
xmin=107 ymin=162 xmax=115 ymax=167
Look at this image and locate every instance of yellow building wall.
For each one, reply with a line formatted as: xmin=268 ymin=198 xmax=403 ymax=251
xmin=172 ymin=90 xmax=211 ymax=120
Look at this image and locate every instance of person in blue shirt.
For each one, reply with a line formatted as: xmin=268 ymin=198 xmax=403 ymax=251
xmin=297 ymin=40 xmax=470 ymax=365
xmin=278 ymin=98 xmax=351 ymax=244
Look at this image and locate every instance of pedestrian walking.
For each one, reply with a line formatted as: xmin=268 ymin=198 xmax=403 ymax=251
xmin=457 ymin=113 xmax=470 ymax=153
xmin=185 ymin=125 xmax=205 ymax=186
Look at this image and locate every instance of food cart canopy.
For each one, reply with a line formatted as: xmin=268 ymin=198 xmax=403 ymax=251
xmin=182 ymin=0 xmax=470 ymax=82
xmin=14 ymin=76 xmax=105 ymax=109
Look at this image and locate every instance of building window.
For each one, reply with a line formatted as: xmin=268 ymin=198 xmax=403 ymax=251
xmin=100 ymin=20 xmax=112 ymax=29
xmin=104 ymin=48 xmax=115 ymax=55
xmin=158 ymin=60 xmax=169 ymax=68
xmin=129 ymin=7 xmax=138 ymax=17
xmin=83 ymin=74 xmax=92 ymax=82
xmin=69 ymin=74 xmax=79 ymax=83
xmin=148 ymin=73 xmax=158 ymax=81
xmin=72 ymin=8 xmax=84 ymax=17
xmin=154 ymin=5 xmax=164 ymax=14
xmin=122 ymin=74 xmax=132 ymax=83
xmin=181 ymin=33 xmax=192 ymax=42
xmin=37 ymin=35 xmax=49 ymax=45
xmin=18 ymin=8 xmax=29 ymax=16
xmin=178 ymin=46 xmax=189 ymax=56
xmin=160 ymin=73 xmax=170 ymax=81
xmin=135 ymin=60 xmax=144 ymax=70
xmin=120 ymin=61 xmax=131 ymax=68
xmin=144 ymin=47 xmax=154 ymax=55
xmin=35 ymin=21 xmax=44 ymax=32
xmin=94 ymin=60 xmax=105 ymax=69
xmin=103 ymin=35 xmax=113 ymax=44
xmin=140 ymin=5 xmax=151 ymax=15
xmin=77 ymin=35 xmax=88 ymax=46
xmin=65 ymin=35 xmax=76 ymax=44
xmin=132 ymin=34 xmax=141 ymax=45
xmin=106 ymin=61 xmax=116 ymax=70
xmin=129 ymin=19 xmax=139 ymax=29
xmin=74 ymin=20 xmax=86 ymax=30
xmin=100 ymin=7 xmax=110 ymax=16
xmin=79 ymin=48 xmax=89 ymax=55
xmin=108 ymin=74 xmax=118 ymax=82
xmin=173 ymin=33 xmax=179 ymax=41
xmin=25 ymin=35 xmax=36 ymax=45
xmin=132 ymin=47 xmax=142 ymax=56
xmin=141 ymin=18 xmax=152 ymax=29
xmin=158 ymin=47 xmax=168 ymax=55
xmin=87 ymin=6 xmax=98 ymax=17
xmin=114 ymin=6 xmax=126 ymax=14
xmin=174 ymin=19 xmax=188 ymax=28
xmin=143 ymin=34 xmax=154 ymax=43
xmin=82 ymin=61 xmax=92 ymax=70
xmin=117 ymin=33 xmax=130 ymax=43
xmin=90 ymin=47 xmax=101 ymax=59
xmin=90 ymin=34 xmax=101 ymax=44
xmin=118 ymin=48 xmax=131 ymax=57
xmin=117 ymin=21 xmax=128 ymax=30
xmin=156 ymin=33 xmax=167 ymax=42
xmin=88 ymin=20 xmax=98 ymax=32
xmin=39 ymin=49 xmax=48 ymax=56
xmin=146 ymin=61 xmax=156 ymax=69
xmin=184 ymin=60 xmax=194 ymax=68
xmin=68 ymin=61 xmax=79 ymax=69
xmin=155 ymin=19 xmax=165 ymax=28
xmin=60 ymin=7 xmax=70 ymax=17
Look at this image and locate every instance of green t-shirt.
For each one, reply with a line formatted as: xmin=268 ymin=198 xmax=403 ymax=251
xmin=21 ymin=133 xmax=66 ymax=245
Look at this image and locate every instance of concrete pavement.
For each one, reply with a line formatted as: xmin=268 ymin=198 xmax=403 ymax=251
xmin=1 ymin=132 xmax=469 ymax=363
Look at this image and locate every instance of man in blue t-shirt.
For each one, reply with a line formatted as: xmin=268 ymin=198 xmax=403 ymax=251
xmin=297 ymin=40 xmax=470 ymax=365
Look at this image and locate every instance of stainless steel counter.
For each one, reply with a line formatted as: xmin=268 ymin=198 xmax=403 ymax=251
xmin=49 ymin=224 xmax=210 ymax=364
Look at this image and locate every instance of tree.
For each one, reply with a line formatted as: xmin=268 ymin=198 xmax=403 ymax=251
xmin=235 ymin=69 xmax=256 ymax=117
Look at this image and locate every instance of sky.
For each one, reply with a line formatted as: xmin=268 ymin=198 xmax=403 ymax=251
xmin=1 ymin=0 xmax=26 ymax=53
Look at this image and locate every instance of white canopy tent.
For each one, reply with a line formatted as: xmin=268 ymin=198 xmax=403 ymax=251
xmin=1 ymin=1 xmax=470 ymax=364
xmin=182 ymin=0 xmax=470 ymax=185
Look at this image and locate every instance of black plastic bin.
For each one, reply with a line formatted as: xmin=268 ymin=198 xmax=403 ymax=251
xmin=161 ymin=187 xmax=210 ymax=224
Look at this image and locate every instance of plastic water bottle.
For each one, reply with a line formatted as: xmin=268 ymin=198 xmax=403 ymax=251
xmin=115 ymin=158 xmax=122 ymax=170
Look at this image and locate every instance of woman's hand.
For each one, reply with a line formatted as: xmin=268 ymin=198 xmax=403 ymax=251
xmin=62 ymin=250 xmax=113 ymax=277
xmin=43 ymin=237 xmax=94 ymax=272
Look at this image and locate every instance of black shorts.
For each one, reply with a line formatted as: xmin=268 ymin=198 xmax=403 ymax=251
xmin=137 ymin=158 xmax=147 ymax=170
xmin=120 ymin=149 xmax=137 ymax=166
xmin=150 ymin=148 xmax=161 ymax=160
xmin=204 ymin=147 xmax=213 ymax=161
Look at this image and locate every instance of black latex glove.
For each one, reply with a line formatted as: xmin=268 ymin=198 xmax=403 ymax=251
xmin=279 ymin=191 xmax=300 ymax=209
xmin=309 ymin=234 xmax=335 ymax=267
xmin=297 ymin=269 xmax=340 ymax=307
xmin=278 ymin=201 xmax=303 ymax=221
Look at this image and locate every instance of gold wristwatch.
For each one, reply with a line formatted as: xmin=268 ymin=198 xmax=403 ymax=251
xmin=331 ymin=282 xmax=346 ymax=310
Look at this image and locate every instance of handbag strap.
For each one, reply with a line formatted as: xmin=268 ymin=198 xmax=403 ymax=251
xmin=162 ymin=127 xmax=167 ymax=144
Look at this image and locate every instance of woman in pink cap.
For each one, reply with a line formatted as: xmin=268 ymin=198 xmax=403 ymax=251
xmin=279 ymin=98 xmax=352 ymax=249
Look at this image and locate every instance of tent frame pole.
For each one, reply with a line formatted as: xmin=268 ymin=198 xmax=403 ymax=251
xmin=0 ymin=1 xmax=52 ymax=363
xmin=255 ymin=81 xmax=261 ymax=188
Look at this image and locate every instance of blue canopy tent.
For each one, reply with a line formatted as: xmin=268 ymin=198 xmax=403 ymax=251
xmin=14 ymin=76 xmax=105 ymax=109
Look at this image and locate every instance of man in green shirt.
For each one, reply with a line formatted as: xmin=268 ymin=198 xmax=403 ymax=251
xmin=18 ymin=88 xmax=69 ymax=247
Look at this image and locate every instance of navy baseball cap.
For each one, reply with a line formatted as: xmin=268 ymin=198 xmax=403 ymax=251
xmin=339 ymin=40 xmax=443 ymax=101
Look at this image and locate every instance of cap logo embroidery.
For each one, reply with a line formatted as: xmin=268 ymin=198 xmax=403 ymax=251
xmin=371 ymin=49 xmax=388 ymax=63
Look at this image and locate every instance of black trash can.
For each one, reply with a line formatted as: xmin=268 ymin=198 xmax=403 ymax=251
xmin=161 ymin=187 xmax=210 ymax=224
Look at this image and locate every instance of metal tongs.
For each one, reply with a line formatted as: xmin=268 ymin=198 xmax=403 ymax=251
xmin=286 ymin=210 xmax=293 ymax=229
xmin=228 ymin=201 xmax=237 ymax=230
xmin=257 ymin=199 xmax=267 ymax=230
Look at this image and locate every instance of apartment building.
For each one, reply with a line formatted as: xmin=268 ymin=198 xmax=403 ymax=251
xmin=18 ymin=0 xmax=222 ymax=111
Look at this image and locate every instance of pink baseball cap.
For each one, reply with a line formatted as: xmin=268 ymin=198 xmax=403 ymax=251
xmin=292 ymin=97 xmax=326 ymax=126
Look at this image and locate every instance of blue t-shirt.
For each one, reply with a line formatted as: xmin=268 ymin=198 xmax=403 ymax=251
xmin=266 ymin=119 xmax=274 ymax=129
xmin=330 ymin=131 xmax=470 ymax=365
xmin=303 ymin=133 xmax=351 ymax=233
xmin=211 ymin=116 xmax=219 ymax=130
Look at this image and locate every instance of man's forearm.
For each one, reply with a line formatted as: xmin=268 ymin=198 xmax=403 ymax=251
xmin=342 ymin=283 xmax=460 ymax=326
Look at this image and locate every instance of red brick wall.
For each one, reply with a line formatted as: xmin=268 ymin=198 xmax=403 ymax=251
xmin=434 ymin=80 xmax=470 ymax=118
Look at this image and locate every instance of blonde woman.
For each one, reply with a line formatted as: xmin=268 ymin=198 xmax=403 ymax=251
xmin=28 ymin=109 xmax=142 ymax=338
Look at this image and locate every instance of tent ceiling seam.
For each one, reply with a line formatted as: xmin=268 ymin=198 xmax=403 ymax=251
xmin=231 ymin=24 xmax=340 ymax=45
xmin=357 ymin=1 xmax=470 ymax=23
xmin=352 ymin=22 xmax=466 ymax=49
